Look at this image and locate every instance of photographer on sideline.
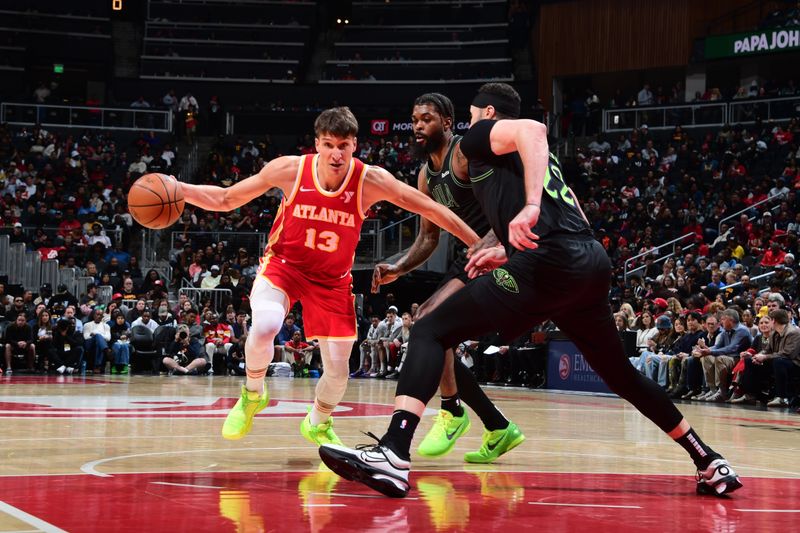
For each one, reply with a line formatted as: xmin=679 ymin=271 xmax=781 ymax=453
xmin=163 ymin=324 xmax=208 ymax=375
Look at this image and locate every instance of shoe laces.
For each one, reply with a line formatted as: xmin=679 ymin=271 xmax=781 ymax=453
xmin=355 ymin=431 xmax=384 ymax=453
xmin=433 ymin=410 xmax=454 ymax=430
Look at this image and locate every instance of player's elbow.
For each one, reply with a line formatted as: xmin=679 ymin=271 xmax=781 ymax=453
xmin=219 ymin=189 xmax=238 ymax=212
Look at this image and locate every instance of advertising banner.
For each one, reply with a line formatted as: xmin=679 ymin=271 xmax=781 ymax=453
xmin=546 ymin=339 xmax=612 ymax=394
xmin=705 ymin=26 xmax=800 ymax=59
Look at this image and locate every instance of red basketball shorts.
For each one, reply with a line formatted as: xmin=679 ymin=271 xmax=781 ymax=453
xmin=257 ymin=256 xmax=357 ymax=342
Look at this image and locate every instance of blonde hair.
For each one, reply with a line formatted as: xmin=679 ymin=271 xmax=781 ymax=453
xmin=667 ymin=297 xmax=683 ymax=317
xmin=619 ymin=302 xmax=637 ymax=328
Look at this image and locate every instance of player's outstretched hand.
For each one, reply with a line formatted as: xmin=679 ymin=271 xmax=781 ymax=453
xmin=508 ymin=204 xmax=540 ymax=251
xmin=465 ymin=246 xmax=507 ymax=279
xmin=371 ymin=263 xmax=400 ymax=293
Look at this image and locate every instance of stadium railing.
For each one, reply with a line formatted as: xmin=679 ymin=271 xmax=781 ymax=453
xmin=728 ymin=95 xmax=800 ymax=125
xmin=0 ymin=235 xmax=9 ymax=278
xmin=178 ymin=287 xmax=233 ymax=314
xmin=602 ymin=95 xmax=800 ymax=132
xmin=0 ymin=103 xmax=172 ymax=133
xmin=170 ymin=231 xmax=267 ymax=259
xmin=718 ymin=193 xmax=784 ymax=235
xmin=623 ymin=233 xmax=697 ymax=281
xmin=603 ymin=102 xmax=727 ymax=132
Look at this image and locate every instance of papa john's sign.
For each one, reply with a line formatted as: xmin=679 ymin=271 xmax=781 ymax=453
xmin=705 ymin=26 xmax=800 ymax=59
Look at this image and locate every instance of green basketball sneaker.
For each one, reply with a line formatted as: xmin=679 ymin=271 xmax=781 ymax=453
xmin=463 ymin=421 xmax=525 ymax=464
xmin=221 ymin=384 xmax=269 ymax=440
xmin=417 ymin=410 xmax=471 ymax=457
xmin=301 ymin=411 xmax=344 ymax=446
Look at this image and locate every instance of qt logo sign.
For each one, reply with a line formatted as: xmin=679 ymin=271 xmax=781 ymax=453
xmin=371 ymin=120 xmax=389 ymax=135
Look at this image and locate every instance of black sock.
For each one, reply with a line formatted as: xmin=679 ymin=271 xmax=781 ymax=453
xmin=440 ymin=394 xmax=464 ymax=417
xmin=380 ymin=410 xmax=420 ymax=461
xmin=453 ymin=360 xmax=508 ymax=431
xmin=674 ymin=427 xmax=720 ymax=469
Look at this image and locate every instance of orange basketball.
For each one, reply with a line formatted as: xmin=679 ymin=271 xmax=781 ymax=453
xmin=127 ymin=173 xmax=185 ymax=229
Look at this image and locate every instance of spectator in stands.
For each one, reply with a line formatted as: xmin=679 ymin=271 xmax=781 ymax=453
xmin=33 ymin=310 xmax=54 ymax=372
xmin=226 ymin=331 xmax=247 ymax=376
xmin=640 ymin=315 xmax=676 ymax=381
xmin=353 ymin=315 xmax=382 ymax=378
xmin=760 ymin=241 xmax=787 ymax=267
xmin=732 ymin=313 xmax=774 ymax=403
xmin=274 ymin=312 xmax=301 ymax=363
xmin=51 ymin=318 xmax=83 ymax=375
xmin=373 ymin=307 xmax=401 ymax=378
xmin=695 ymin=308 xmax=752 ymax=402
xmin=126 ymin=299 xmax=147 ymax=324
xmin=203 ymin=312 xmax=232 ymax=373
xmin=83 ymin=307 xmax=111 ymax=373
xmin=131 ymin=309 xmax=158 ymax=334
xmin=668 ymin=312 xmax=705 ymax=397
xmin=154 ymin=303 xmax=177 ymax=327
xmin=130 ymin=96 xmax=151 ymax=109
xmin=201 ymin=265 xmax=221 ymax=289
xmin=33 ymin=82 xmax=50 ymax=103
xmin=4 ymin=313 xmax=35 ymax=374
xmin=6 ymin=295 xmax=27 ymax=320
xmin=120 ymin=278 xmax=139 ymax=303
xmin=633 ymin=311 xmax=657 ymax=362
xmin=109 ymin=312 xmax=131 ymax=375
xmin=386 ymin=312 xmax=413 ymax=378
xmin=757 ymin=309 xmax=800 ymax=407
xmin=284 ymin=330 xmax=315 ymax=377
xmin=637 ymin=84 xmax=654 ymax=106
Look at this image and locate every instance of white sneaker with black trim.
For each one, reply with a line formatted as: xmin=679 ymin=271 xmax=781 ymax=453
xmin=319 ymin=436 xmax=410 ymax=498
xmin=696 ymin=458 xmax=742 ymax=496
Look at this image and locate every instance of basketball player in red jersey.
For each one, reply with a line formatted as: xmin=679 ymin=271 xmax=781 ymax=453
xmin=181 ymin=107 xmax=480 ymax=446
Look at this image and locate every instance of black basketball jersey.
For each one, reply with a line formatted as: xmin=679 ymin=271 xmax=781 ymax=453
xmin=425 ymin=135 xmax=491 ymax=237
xmin=460 ymin=119 xmax=592 ymax=257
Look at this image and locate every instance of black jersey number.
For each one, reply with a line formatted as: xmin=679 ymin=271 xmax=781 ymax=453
xmin=543 ymin=156 xmax=575 ymax=207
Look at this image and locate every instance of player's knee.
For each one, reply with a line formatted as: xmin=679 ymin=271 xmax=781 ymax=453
xmin=409 ymin=313 xmax=438 ymax=343
xmin=248 ymin=316 xmax=282 ymax=346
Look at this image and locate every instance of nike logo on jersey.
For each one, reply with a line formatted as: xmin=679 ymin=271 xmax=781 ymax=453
xmin=442 ymin=171 xmax=450 ymax=177
xmin=299 ymin=186 xmax=316 ymax=192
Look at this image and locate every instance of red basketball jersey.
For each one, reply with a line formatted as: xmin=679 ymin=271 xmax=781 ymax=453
xmin=263 ymin=154 xmax=368 ymax=286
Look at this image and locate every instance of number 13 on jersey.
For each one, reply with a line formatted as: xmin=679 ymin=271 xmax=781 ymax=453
xmin=304 ymin=228 xmax=340 ymax=253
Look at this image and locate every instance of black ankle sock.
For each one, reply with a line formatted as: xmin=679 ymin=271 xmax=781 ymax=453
xmin=380 ymin=410 xmax=420 ymax=461
xmin=674 ymin=427 xmax=720 ymax=469
xmin=440 ymin=395 xmax=464 ymax=417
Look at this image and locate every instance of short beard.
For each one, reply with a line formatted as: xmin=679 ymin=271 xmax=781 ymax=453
xmin=411 ymin=129 xmax=446 ymax=161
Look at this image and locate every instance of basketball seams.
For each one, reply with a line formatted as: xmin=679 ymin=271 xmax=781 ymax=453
xmin=128 ymin=174 xmax=184 ymax=228
xmin=159 ymin=173 xmax=173 ymax=228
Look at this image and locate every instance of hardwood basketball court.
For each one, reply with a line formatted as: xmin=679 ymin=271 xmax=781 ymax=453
xmin=1 ymin=375 xmax=798 ymax=532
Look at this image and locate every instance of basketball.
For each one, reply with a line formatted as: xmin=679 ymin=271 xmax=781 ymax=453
xmin=127 ymin=173 xmax=185 ymax=229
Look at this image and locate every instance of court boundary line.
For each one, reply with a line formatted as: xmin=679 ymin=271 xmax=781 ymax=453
xmin=5 ymin=467 xmax=800 ymax=480
xmin=0 ymin=501 xmax=68 ymax=533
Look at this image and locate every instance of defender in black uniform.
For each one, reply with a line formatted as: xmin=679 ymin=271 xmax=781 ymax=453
xmin=372 ymin=93 xmax=524 ymax=462
xmin=321 ymin=84 xmax=742 ymax=499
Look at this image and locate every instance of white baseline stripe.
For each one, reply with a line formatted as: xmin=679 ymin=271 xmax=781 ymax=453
xmin=529 ymin=502 xmax=642 ymax=509
xmin=312 ymin=492 xmax=419 ymax=501
xmin=150 ymin=481 xmax=224 ymax=489
xmin=302 ymin=504 xmax=346 ymax=507
xmin=0 ymin=501 xmax=68 ymax=533
xmin=734 ymin=509 xmax=800 ymax=513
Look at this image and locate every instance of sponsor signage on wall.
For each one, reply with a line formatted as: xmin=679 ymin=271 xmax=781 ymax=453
xmin=546 ymin=339 xmax=612 ymax=394
xmin=705 ymin=26 xmax=800 ymax=59
xmin=369 ymin=119 xmax=471 ymax=136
